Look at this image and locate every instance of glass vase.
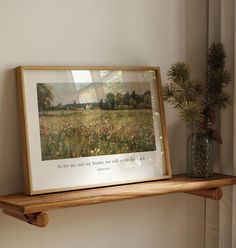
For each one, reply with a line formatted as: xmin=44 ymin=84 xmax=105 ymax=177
xmin=186 ymin=125 xmax=214 ymax=178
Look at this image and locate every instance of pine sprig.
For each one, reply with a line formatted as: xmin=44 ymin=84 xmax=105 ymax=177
xmin=163 ymin=43 xmax=231 ymax=144
xmin=207 ymin=43 xmax=226 ymax=70
xmin=163 ymin=62 xmax=205 ymax=126
xmin=167 ymin=62 xmax=191 ymax=86
xmin=179 ymin=101 xmax=204 ymax=124
xmin=206 ymin=43 xmax=231 ymax=111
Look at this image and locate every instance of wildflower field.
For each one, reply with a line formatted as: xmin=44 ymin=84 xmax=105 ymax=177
xmin=39 ymin=109 xmax=156 ymax=160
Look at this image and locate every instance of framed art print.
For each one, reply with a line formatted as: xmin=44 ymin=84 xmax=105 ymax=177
xmin=16 ymin=66 xmax=172 ymax=195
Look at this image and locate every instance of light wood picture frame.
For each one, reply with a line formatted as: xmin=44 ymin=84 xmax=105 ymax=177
xmin=16 ymin=66 xmax=172 ymax=195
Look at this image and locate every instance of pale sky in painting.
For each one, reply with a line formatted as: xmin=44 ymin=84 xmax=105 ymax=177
xmin=46 ymin=82 xmax=151 ymax=105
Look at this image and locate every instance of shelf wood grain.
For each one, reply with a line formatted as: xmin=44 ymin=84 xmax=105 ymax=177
xmin=0 ymin=174 xmax=236 ymax=216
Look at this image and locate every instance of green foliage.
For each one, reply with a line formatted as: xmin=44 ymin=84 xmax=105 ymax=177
xmin=163 ymin=43 xmax=231 ymax=143
xmin=163 ymin=62 xmax=205 ymax=125
xmin=101 ymin=91 xmax=152 ymax=110
xmin=37 ymin=84 xmax=54 ymax=115
xmin=206 ymin=43 xmax=231 ymax=110
xmin=167 ymin=62 xmax=191 ymax=85
xmin=179 ymin=101 xmax=204 ymax=125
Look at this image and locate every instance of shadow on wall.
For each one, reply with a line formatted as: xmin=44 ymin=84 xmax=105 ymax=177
xmin=0 ymin=68 xmax=24 ymax=194
xmin=167 ymin=118 xmax=187 ymax=175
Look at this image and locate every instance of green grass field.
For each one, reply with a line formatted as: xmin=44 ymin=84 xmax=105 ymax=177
xmin=39 ymin=109 xmax=156 ymax=160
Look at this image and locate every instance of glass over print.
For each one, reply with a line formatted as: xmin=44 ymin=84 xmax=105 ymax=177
xmin=17 ymin=67 xmax=171 ymax=195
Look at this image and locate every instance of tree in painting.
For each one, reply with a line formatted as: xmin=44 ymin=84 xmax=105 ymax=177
xmin=37 ymin=84 xmax=54 ymax=115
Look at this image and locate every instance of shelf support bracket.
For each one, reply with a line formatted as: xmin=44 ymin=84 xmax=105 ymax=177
xmin=185 ymin=187 xmax=223 ymax=200
xmin=2 ymin=210 xmax=49 ymax=227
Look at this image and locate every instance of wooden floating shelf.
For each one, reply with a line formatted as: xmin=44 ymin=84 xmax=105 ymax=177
xmin=0 ymin=174 xmax=236 ymax=228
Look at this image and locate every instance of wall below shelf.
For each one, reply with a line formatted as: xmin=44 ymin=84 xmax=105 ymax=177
xmin=1 ymin=173 xmax=236 ymax=227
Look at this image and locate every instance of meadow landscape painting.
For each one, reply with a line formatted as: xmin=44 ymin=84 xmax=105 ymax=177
xmin=37 ymin=82 xmax=157 ymax=161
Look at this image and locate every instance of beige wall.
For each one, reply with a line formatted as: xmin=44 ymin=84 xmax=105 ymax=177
xmin=0 ymin=0 xmax=208 ymax=247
